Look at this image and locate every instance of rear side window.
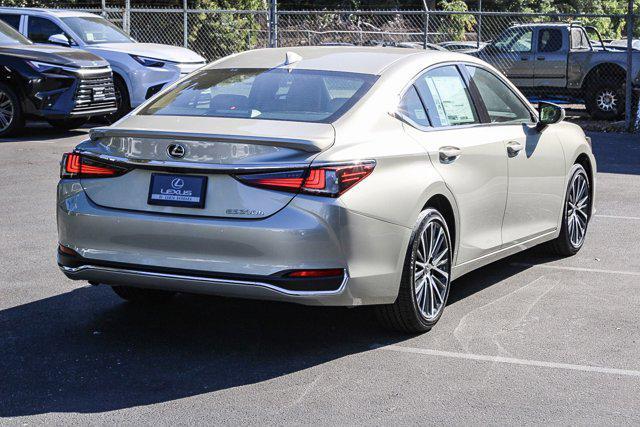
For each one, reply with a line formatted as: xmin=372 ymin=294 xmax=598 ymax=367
xmin=538 ymin=29 xmax=563 ymax=52
xmin=27 ymin=16 xmax=67 ymax=43
xmin=415 ymin=65 xmax=478 ymax=127
xmin=139 ymin=68 xmax=377 ymax=123
xmin=571 ymin=28 xmax=590 ymax=50
xmin=398 ymin=86 xmax=429 ymax=127
xmin=0 ymin=14 xmax=20 ymax=31
xmin=467 ymin=66 xmax=533 ymax=123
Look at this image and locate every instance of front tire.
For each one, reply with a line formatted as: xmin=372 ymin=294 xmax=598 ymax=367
xmin=549 ymin=164 xmax=591 ymax=256
xmin=375 ymin=208 xmax=453 ymax=333
xmin=111 ymin=285 xmax=176 ymax=304
xmin=0 ymin=82 xmax=24 ymax=137
xmin=105 ymin=75 xmax=131 ymax=123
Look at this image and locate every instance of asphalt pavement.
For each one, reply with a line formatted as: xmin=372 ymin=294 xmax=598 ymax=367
xmin=1 ymin=123 xmax=639 ymax=424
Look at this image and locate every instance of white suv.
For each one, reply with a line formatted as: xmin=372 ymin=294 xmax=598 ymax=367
xmin=0 ymin=8 xmax=206 ymax=117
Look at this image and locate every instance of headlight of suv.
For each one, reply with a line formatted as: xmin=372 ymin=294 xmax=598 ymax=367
xmin=27 ymin=61 xmax=77 ymax=74
xmin=130 ymin=55 xmax=165 ymax=68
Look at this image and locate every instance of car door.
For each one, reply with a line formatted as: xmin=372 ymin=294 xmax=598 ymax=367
xmin=401 ymin=65 xmax=509 ymax=265
xmin=465 ymin=65 xmax=566 ymax=246
xmin=478 ymin=26 xmax=534 ymax=88
xmin=534 ymin=27 xmax=568 ymax=88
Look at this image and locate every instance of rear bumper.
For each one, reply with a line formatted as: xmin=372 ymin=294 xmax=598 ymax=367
xmin=57 ymin=183 xmax=411 ymax=306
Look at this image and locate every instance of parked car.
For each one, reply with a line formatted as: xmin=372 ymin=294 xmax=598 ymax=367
xmin=0 ymin=20 xmax=115 ymax=136
xmin=474 ymin=22 xmax=640 ymax=120
xmin=0 ymin=7 xmax=206 ymax=118
xmin=57 ymin=47 xmax=595 ymax=333
xmin=439 ymin=40 xmax=487 ymax=52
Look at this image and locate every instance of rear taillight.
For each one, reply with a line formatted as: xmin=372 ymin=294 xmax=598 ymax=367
xmin=234 ymin=161 xmax=375 ymax=197
xmin=60 ymin=153 xmax=129 ymax=179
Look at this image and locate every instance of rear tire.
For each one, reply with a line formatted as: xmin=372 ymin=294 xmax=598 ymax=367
xmin=47 ymin=117 xmax=88 ymax=131
xmin=375 ymin=208 xmax=453 ymax=333
xmin=585 ymin=80 xmax=625 ymax=120
xmin=111 ymin=285 xmax=176 ymax=304
xmin=0 ymin=82 xmax=24 ymax=137
xmin=548 ymin=164 xmax=591 ymax=256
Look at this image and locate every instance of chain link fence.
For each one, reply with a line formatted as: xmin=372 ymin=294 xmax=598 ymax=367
xmin=41 ymin=4 xmax=640 ymax=129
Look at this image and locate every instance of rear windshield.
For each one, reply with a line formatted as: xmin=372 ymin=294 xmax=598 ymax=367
xmin=138 ymin=68 xmax=377 ymax=123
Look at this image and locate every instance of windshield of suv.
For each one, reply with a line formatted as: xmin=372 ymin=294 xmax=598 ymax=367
xmin=138 ymin=68 xmax=378 ymax=123
xmin=0 ymin=21 xmax=31 ymax=45
xmin=61 ymin=16 xmax=133 ymax=44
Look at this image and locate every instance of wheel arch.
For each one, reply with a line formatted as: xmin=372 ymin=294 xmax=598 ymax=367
xmin=581 ymin=62 xmax=626 ymax=90
xmin=574 ymin=152 xmax=595 ymax=218
xmin=418 ymin=184 xmax=460 ymax=266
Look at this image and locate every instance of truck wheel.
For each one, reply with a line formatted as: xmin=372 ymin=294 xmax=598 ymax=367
xmin=585 ymin=81 xmax=625 ymax=120
xmin=0 ymin=82 xmax=24 ymax=137
xmin=47 ymin=117 xmax=88 ymax=131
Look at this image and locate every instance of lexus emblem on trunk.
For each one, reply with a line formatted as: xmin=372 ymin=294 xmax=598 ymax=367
xmin=167 ymin=144 xmax=186 ymax=159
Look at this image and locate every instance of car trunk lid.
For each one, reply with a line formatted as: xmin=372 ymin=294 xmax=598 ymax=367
xmin=77 ymin=116 xmax=334 ymax=219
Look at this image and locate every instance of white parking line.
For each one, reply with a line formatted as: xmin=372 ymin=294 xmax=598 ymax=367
xmin=595 ymin=214 xmax=640 ymax=221
xmin=510 ymin=263 xmax=640 ymax=277
xmin=380 ymin=345 xmax=640 ymax=378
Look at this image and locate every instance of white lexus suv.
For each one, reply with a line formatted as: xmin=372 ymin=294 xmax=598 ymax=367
xmin=0 ymin=7 xmax=206 ymax=117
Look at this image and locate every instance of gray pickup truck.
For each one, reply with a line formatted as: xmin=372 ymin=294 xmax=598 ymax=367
xmin=475 ymin=22 xmax=639 ymax=120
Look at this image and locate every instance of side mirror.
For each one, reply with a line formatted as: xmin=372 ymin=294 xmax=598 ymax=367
xmin=536 ymin=101 xmax=565 ymax=131
xmin=48 ymin=33 xmax=71 ymax=47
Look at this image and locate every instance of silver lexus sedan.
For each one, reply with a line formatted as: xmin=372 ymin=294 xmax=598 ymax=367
xmin=57 ymin=47 xmax=596 ymax=333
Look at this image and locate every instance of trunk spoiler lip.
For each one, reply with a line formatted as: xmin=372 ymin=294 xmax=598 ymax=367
xmin=89 ymin=127 xmax=331 ymax=153
xmin=75 ymin=149 xmax=375 ymax=175
xmin=75 ymin=149 xmax=313 ymax=174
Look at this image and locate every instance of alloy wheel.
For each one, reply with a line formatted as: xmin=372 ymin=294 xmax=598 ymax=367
xmin=413 ymin=219 xmax=451 ymax=321
xmin=566 ymin=171 xmax=590 ymax=248
xmin=596 ymin=90 xmax=618 ymax=112
xmin=0 ymin=90 xmax=14 ymax=132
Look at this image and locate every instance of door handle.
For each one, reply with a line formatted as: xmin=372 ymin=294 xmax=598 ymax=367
xmin=536 ymin=56 xmax=546 ymax=60
xmin=506 ymin=141 xmax=524 ymax=157
xmin=439 ymin=146 xmax=461 ymax=164
xmin=520 ymin=57 xmax=529 ymax=61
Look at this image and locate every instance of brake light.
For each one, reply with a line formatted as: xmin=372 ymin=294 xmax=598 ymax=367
xmin=61 ymin=153 xmax=128 ymax=179
xmin=234 ymin=161 xmax=375 ymax=197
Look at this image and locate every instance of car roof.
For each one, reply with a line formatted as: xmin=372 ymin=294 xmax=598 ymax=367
xmin=511 ymin=22 xmax=572 ymax=28
xmin=210 ymin=46 xmax=466 ymax=75
xmin=0 ymin=7 xmax=98 ymax=18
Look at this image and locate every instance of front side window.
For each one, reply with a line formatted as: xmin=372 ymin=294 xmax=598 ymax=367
xmin=61 ymin=17 xmax=133 ymax=44
xmin=415 ymin=66 xmax=478 ymax=127
xmin=0 ymin=14 xmax=21 ymax=31
xmin=398 ymin=86 xmax=429 ymax=127
xmin=493 ymin=28 xmax=533 ymax=53
xmin=139 ymin=68 xmax=377 ymax=123
xmin=467 ymin=66 xmax=533 ymax=124
xmin=538 ymin=29 xmax=563 ymax=53
xmin=27 ymin=16 xmax=69 ymax=44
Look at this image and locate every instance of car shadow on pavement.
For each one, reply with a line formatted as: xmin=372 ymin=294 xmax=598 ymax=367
xmin=0 ymin=285 xmax=404 ymax=416
xmin=0 ymin=122 xmax=88 ymax=143
xmin=0 ymin=249 xmax=547 ymax=417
